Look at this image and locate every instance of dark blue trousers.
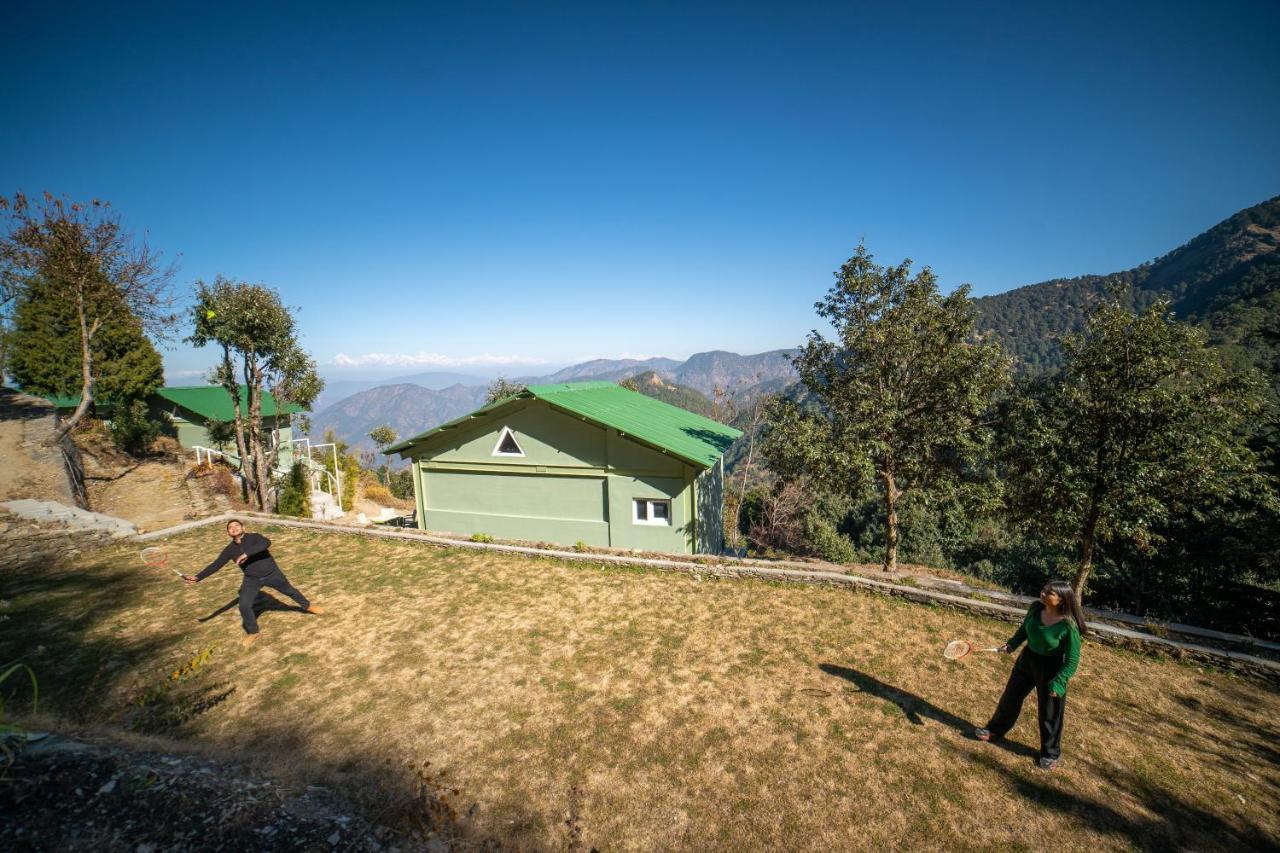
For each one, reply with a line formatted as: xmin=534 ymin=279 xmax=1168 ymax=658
xmin=239 ymin=569 xmax=309 ymax=634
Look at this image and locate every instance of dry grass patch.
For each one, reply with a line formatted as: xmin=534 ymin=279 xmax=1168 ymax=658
xmin=2 ymin=524 xmax=1278 ymax=851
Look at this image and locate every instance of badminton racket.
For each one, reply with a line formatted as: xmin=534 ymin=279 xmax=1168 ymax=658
xmin=140 ymin=546 xmax=185 ymax=578
xmin=943 ymin=640 xmax=1002 ymax=660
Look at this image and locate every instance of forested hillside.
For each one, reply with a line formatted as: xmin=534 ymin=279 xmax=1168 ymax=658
xmin=619 ymin=371 xmax=718 ymax=417
xmin=975 ymin=195 xmax=1280 ymax=380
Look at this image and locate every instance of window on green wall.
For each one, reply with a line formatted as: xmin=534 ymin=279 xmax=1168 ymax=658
xmin=633 ymin=498 xmax=671 ymax=525
xmin=492 ymin=427 xmax=525 ymax=457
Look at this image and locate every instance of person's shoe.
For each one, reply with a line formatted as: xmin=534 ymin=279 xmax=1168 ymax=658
xmin=305 ymin=605 xmax=324 ymax=615
xmin=1038 ymin=757 xmax=1059 ymax=770
xmin=974 ymin=727 xmax=992 ymax=742
xmin=242 ymin=633 xmax=260 ymax=647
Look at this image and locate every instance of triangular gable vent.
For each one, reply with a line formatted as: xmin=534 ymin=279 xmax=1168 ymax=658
xmin=492 ymin=427 xmax=525 ymax=457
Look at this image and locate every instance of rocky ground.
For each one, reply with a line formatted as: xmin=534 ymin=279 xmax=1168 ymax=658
xmin=0 ymin=734 xmax=439 ymax=852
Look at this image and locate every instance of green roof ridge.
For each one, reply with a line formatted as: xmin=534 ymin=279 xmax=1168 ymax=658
xmin=385 ymin=381 xmax=742 ymax=467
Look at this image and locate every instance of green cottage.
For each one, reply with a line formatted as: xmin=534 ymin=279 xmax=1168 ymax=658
xmin=383 ymin=382 xmax=743 ymax=555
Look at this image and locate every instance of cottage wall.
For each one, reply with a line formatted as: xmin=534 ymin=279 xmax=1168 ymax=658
xmin=409 ymin=400 xmax=699 ymax=553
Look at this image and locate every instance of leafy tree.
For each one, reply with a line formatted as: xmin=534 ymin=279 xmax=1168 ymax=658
xmin=187 ymin=277 xmax=323 ymax=509
xmin=763 ymin=243 xmax=1010 ymax=572
xmin=6 ymin=274 xmax=163 ymax=406
xmin=109 ymin=399 xmax=162 ymax=456
xmin=0 ymin=193 xmax=175 ymax=437
xmin=276 ymin=461 xmax=313 ymax=518
xmin=387 ymin=468 xmax=414 ymax=500
xmin=1001 ymin=291 xmax=1275 ymax=598
xmin=368 ymin=424 xmax=398 ymax=485
xmin=204 ymin=417 xmax=237 ymax=454
xmin=484 ymin=377 xmax=526 ymax=404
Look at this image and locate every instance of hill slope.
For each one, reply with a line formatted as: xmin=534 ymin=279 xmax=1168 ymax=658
xmin=975 ymin=195 xmax=1280 ymax=373
xmin=309 ymin=383 xmax=488 ymax=454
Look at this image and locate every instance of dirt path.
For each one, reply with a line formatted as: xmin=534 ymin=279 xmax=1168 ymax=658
xmin=83 ymin=451 xmax=231 ymax=533
xmin=0 ymin=388 xmax=73 ymax=504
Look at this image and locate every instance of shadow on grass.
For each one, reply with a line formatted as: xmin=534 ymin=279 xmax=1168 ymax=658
xmin=0 ymin=555 xmax=188 ymax=722
xmin=0 ymin=547 xmax=554 ymax=849
xmin=958 ymin=745 xmax=1277 ymax=851
xmin=196 ymin=590 xmax=313 ymax=626
xmin=816 ymin=662 xmax=1029 ymax=743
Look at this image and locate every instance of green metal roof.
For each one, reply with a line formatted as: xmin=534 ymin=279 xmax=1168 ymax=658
xmin=40 ymin=385 xmax=303 ymax=420
xmin=385 ymin=381 xmax=742 ymax=469
xmin=155 ymin=385 xmax=303 ymax=422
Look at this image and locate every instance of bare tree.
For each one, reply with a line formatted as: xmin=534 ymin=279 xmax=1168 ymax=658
xmin=0 ymin=193 xmax=175 ymax=438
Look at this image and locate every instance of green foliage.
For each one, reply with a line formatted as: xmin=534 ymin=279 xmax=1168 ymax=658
xmin=6 ymin=275 xmax=163 ymax=404
xmin=484 ymin=377 xmax=526 ymax=404
xmin=368 ymin=424 xmax=397 ymax=450
xmin=388 ymin=468 xmax=414 ymax=500
xmin=764 ymin=243 xmax=1010 ymax=571
xmin=0 ymin=193 xmax=175 ymax=436
xmin=109 ymin=399 xmax=162 ymax=456
xmin=204 ymin=417 xmax=237 ymax=452
xmin=276 ymin=461 xmax=312 ymax=518
xmin=470 ymin=532 xmax=495 ymax=543
xmin=1000 ymin=291 xmax=1276 ymax=596
xmin=187 ymin=276 xmax=324 ymax=509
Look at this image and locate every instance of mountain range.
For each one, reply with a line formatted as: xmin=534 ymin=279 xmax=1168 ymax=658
xmin=310 ymin=349 xmax=797 ymax=455
xmin=974 ymin=195 xmax=1280 ymax=374
xmin=313 ymin=194 xmax=1280 ymax=456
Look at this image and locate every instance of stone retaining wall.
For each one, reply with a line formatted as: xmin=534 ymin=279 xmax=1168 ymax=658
xmin=0 ymin=500 xmax=136 ymax=572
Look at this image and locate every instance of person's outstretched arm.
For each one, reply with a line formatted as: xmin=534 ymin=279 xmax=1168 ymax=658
xmin=193 ymin=542 xmax=236 ymax=582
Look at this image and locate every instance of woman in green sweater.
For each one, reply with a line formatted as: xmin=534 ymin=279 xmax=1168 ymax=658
xmin=974 ymin=579 xmax=1085 ymax=770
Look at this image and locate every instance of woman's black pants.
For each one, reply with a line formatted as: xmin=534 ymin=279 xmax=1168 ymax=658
xmin=239 ymin=569 xmax=310 ymax=635
xmin=985 ymin=648 xmax=1066 ymax=760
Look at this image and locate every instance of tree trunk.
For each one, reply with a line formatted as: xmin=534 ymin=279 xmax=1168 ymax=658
xmin=882 ymin=470 xmax=900 ymax=573
xmin=1074 ymin=495 xmax=1102 ymax=599
xmin=54 ymin=293 xmax=97 ymax=440
xmin=225 ymin=348 xmax=253 ymax=503
xmin=246 ymin=360 xmax=270 ymax=510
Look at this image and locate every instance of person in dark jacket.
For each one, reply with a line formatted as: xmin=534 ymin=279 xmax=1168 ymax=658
xmin=183 ymin=519 xmax=321 ymax=645
xmin=973 ymin=579 xmax=1085 ymax=770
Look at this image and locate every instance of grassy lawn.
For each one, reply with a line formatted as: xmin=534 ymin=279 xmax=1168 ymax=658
xmin=3 ymin=524 xmax=1278 ymax=851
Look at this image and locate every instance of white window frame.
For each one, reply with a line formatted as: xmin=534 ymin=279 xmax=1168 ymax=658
xmin=633 ymin=498 xmax=672 ymax=525
xmin=491 ymin=426 xmax=526 ymax=457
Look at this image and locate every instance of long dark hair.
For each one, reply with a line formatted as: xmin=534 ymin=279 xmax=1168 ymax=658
xmin=1042 ymin=579 xmax=1088 ymax=634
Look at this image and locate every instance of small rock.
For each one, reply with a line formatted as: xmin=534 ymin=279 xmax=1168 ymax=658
xmin=97 ymin=779 xmax=117 ymax=796
xmin=328 ymin=830 xmax=341 ymax=845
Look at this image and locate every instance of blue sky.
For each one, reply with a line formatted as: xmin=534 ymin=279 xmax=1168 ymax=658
xmin=4 ymin=1 xmax=1278 ymax=381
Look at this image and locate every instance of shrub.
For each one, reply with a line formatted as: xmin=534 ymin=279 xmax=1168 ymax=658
xmin=388 ymin=468 xmax=414 ymax=500
xmin=573 ymin=540 xmax=589 ymax=553
xmin=276 ymin=461 xmax=312 ymax=518
xmin=364 ymin=483 xmax=394 ymax=504
xmin=109 ymin=399 xmax=162 ymax=456
xmin=470 ymin=532 xmax=494 ymax=543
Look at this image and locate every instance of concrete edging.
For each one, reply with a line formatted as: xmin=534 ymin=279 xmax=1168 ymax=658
xmin=134 ymin=510 xmax=1280 ymax=683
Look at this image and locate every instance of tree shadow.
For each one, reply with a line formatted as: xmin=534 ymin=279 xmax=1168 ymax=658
xmin=0 ymin=545 xmax=542 ymax=850
xmin=955 ymin=743 xmax=1277 ymax=851
xmin=0 ymin=387 xmax=57 ymax=421
xmin=815 ymin=663 xmax=1043 ymax=755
